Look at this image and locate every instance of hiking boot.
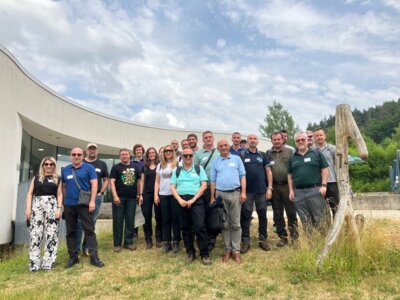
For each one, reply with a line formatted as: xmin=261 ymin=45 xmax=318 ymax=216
xmin=201 ymin=256 xmax=212 ymax=266
xmin=259 ymin=240 xmax=271 ymax=251
xmin=240 ymin=243 xmax=250 ymax=254
xmin=65 ymin=257 xmax=79 ymax=268
xmin=90 ymin=257 xmax=105 ymax=268
xmin=276 ymin=237 xmax=288 ymax=248
xmin=114 ymin=246 xmax=122 ymax=252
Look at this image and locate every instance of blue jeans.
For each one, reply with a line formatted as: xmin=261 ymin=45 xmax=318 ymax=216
xmin=76 ymin=194 xmax=102 ymax=252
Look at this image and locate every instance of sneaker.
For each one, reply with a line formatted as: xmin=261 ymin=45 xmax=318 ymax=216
xmin=276 ymin=237 xmax=288 ymax=248
xmin=201 ymin=256 xmax=212 ymax=266
xmin=114 ymin=246 xmax=122 ymax=252
xmin=240 ymin=243 xmax=250 ymax=254
xmin=65 ymin=257 xmax=79 ymax=268
xmin=90 ymin=257 xmax=105 ymax=268
xmin=125 ymin=244 xmax=137 ymax=251
xmin=259 ymin=240 xmax=271 ymax=251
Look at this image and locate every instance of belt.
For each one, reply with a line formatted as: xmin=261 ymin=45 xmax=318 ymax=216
xmin=273 ymin=182 xmax=288 ymax=185
xmin=217 ymin=188 xmax=241 ymax=193
xmin=179 ymin=194 xmax=194 ymax=200
xmin=295 ymin=184 xmax=321 ymax=189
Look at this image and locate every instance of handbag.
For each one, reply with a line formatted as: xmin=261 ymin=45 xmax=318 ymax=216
xmin=206 ymin=195 xmax=227 ymax=234
xmin=71 ymin=169 xmax=91 ymax=206
xmin=134 ymin=205 xmax=145 ymax=228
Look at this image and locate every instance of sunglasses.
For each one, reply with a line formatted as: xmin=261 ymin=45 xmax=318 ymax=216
xmin=43 ymin=163 xmax=54 ymax=167
xmin=183 ymin=154 xmax=193 ymax=158
xmin=295 ymin=139 xmax=306 ymax=143
xmin=71 ymin=153 xmax=83 ymax=157
xmin=164 ymin=150 xmax=173 ymax=153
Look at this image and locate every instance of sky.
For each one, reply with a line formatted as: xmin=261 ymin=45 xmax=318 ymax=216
xmin=1 ymin=0 xmax=399 ymax=134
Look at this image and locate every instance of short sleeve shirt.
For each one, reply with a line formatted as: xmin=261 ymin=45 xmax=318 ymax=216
xmin=241 ymin=149 xmax=270 ymax=193
xmin=62 ymin=163 xmax=97 ymax=205
xmin=156 ymin=163 xmax=173 ymax=195
xmin=170 ymin=166 xmax=208 ymax=195
xmin=85 ymin=159 xmax=109 ymax=192
xmin=210 ymin=154 xmax=246 ymax=191
xmin=110 ymin=162 xmax=140 ymax=198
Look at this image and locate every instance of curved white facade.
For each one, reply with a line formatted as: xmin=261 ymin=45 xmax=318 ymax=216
xmin=0 ymin=46 xmax=271 ymax=244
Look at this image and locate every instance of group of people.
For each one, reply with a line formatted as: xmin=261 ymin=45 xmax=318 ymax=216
xmin=25 ymin=128 xmax=338 ymax=271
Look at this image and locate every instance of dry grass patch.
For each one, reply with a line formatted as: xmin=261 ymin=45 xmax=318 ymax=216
xmin=0 ymin=219 xmax=399 ymax=299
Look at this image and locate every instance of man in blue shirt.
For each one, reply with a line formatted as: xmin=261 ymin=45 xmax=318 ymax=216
xmin=62 ymin=147 xmax=104 ymax=268
xmin=229 ymin=132 xmax=245 ymax=156
xmin=210 ymin=139 xmax=246 ymax=263
xmin=240 ymin=134 xmax=273 ymax=253
xmin=171 ymin=148 xmax=211 ymax=265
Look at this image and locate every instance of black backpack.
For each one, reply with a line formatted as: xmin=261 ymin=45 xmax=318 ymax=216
xmin=175 ymin=165 xmax=200 ymax=178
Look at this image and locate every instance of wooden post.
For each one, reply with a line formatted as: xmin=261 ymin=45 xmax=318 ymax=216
xmin=317 ymin=104 xmax=368 ymax=268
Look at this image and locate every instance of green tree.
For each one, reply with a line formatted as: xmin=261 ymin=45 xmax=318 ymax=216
xmin=258 ymin=100 xmax=298 ymax=143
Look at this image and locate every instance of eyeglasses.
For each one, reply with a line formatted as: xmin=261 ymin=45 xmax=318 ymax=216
xmin=71 ymin=153 xmax=83 ymax=157
xmin=43 ymin=163 xmax=54 ymax=167
xmin=183 ymin=154 xmax=193 ymax=158
xmin=164 ymin=150 xmax=173 ymax=153
xmin=295 ymin=139 xmax=306 ymax=143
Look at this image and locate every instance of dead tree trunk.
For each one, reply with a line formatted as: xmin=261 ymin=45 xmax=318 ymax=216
xmin=317 ymin=104 xmax=368 ymax=268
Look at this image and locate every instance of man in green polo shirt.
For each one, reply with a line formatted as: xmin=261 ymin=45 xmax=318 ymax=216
xmin=171 ymin=148 xmax=211 ymax=265
xmin=288 ymin=131 xmax=329 ymax=235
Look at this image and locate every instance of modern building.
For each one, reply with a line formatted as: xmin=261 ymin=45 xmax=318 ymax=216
xmin=0 ymin=45 xmax=271 ymax=245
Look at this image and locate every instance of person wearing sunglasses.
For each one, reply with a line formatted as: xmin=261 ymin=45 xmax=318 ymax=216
xmin=288 ymin=132 xmax=329 ymax=236
xmin=154 ymin=145 xmax=180 ymax=253
xmin=61 ymin=147 xmax=104 ymax=268
xmin=170 ymin=148 xmax=211 ymax=265
xmin=25 ymin=156 xmax=63 ymax=272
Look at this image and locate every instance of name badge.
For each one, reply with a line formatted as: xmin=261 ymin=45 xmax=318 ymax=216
xmin=48 ymin=179 xmax=54 ymax=183
xmin=191 ymin=173 xmax=197 ymax=177
xmin=270 ymin=161 xmax=275 ymax=165
xmin=130 ymin=168 xmax=135 ymax=172
xmin=67 ymin=175 xmax=73 ymax=179
xmin=229 ymin=163 xmax=235 ymax=167
xmin=95 ymin=168 xmax=101 ymax=173
xmin=244 ymin=158 xmax=250 ymax=163
xmin=304 ymin=158 xmax=311 ymax=163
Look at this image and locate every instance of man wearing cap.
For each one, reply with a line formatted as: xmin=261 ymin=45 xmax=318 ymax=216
xmin=75 ymin=143 xmax=109 ymax=256
xmin=288 ymin=131 xmax=329 ymax=235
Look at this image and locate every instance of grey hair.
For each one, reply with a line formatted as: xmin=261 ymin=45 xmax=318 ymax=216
xmin=294 ymin=131 xmax=307 ymax=140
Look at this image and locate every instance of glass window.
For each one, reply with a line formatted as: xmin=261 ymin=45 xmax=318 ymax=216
xmin=19 ymin=131 xmax=31 ymax=182
xmin=29 ymin=138 xmax=57 ymax=179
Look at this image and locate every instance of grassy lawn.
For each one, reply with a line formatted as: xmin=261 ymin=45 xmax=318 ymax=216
xmin=1 ymin=219 xmax=399 ymax=299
